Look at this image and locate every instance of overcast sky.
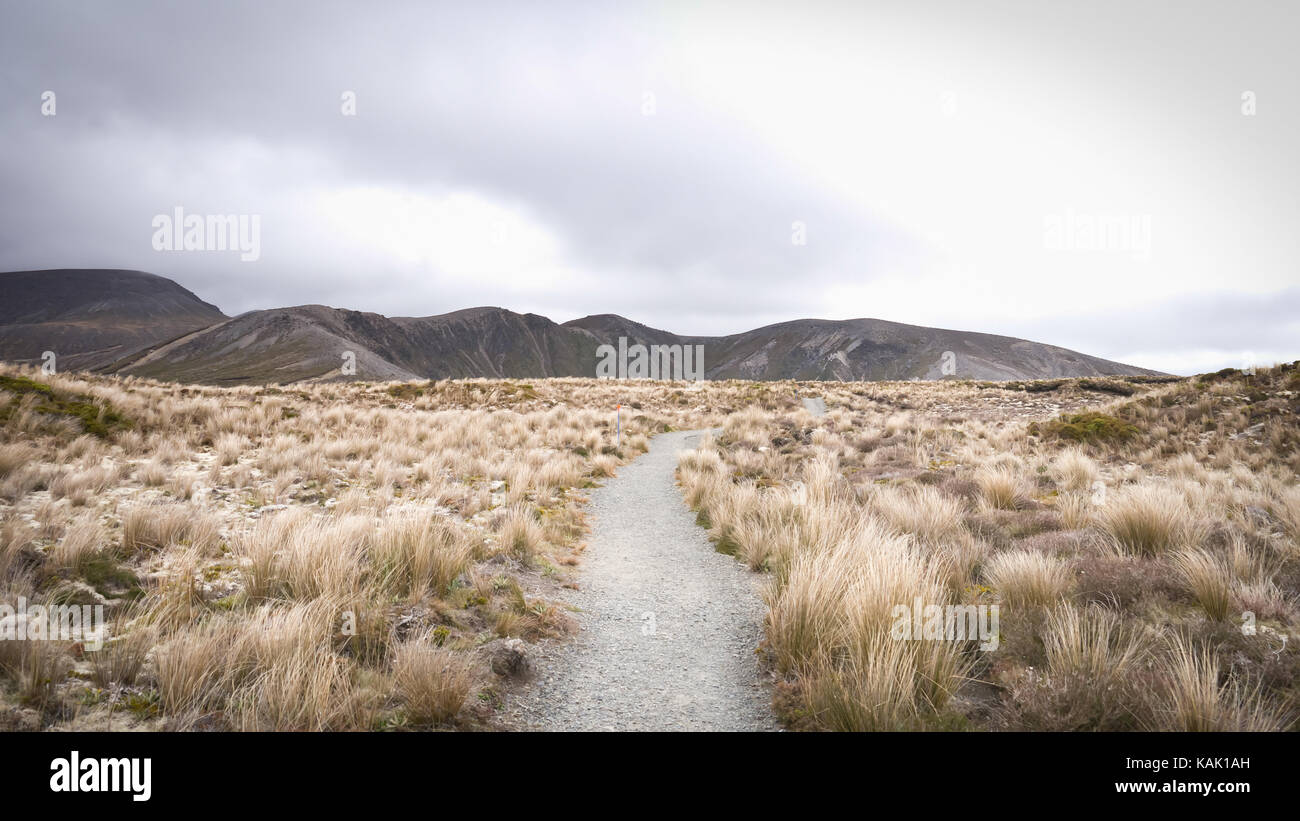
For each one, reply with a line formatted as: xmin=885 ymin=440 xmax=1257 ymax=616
xmin=1 ymin=0 xmax=1296 ymax=374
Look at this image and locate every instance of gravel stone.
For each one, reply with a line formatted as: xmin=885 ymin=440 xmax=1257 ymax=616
xmin=510 ymin=430 xmax=778 ymax=731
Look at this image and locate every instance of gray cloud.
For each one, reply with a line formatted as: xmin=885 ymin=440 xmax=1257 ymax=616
xmin=1 ymin=0 xmax=1296 ymax=374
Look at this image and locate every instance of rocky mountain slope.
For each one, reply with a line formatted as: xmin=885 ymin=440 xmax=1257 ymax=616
xmin=560 ymin=314 xmax=1161 ymax=381
xmin=117 ymin=304 xmax=604 ymax=384
xmin=0 ymin=269 xmax=227 ymax=370
xmin=0 ymin=269 xmax=1163 ymax=383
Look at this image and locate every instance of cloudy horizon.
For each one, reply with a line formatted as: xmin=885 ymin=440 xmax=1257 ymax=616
xmin=2 ymin=0 xmax=1297 ymax=375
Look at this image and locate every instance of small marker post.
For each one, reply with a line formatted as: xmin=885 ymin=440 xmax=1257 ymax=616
xmin=616 ymin=404 xmax=621 ymax=448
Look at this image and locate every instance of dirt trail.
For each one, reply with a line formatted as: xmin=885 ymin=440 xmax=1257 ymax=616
xmin=801 ymin=396 xmax=827 ymax=416
xmin=509 ymin=429 xmax=777 ymax=731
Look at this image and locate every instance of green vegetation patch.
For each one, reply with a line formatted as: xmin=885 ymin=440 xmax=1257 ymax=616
xmin=1021 ymin=379 xmax=1067 ymax=393
xmin=388 ymin=380 xmax=540 ymax=404
xmin=0 ymin=375 xmax=131 ymax=438
xmin=1030 ymin=411 xmax=1140 ymax=444
xmin=1076 ymin=378 xmax=1136 ymax=396
xmin=78 ymin=555 xmax=145 ymax=601
xmin=386 ymin=381 xmax=431 ymax=400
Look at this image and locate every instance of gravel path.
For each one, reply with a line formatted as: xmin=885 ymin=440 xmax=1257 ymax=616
xmin=801 ymin=396 xmax=827 ymax=416
xmin=509 ymin=429 xmax=777 ymax=731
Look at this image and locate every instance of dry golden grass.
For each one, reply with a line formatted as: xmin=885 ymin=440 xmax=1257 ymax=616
xmin=392 ymin=632 xmax=475 ymax=725
xmin=47 ymin=512 xmax=104 ymax=573
xmin=89 ymin=622 xmax=156 ymax=688
xmin=4 ymin=360 xmax=1297 ymax=732
xmin=1043 ymin=604 xmax=1148 ymax=684
xmin=122 ymin=502 xmax=220 ymax=555
xmin=1051 ymin=448 xmax=1100 ymax=492
xmin=232 ymin=651 xmax=370 ymax=732
xmin=373 ymin=514 xmax=477 ymax=601
xmin=494 ymin=505 xmax=545 ymax=563
xmin=677 ymin=363 xmax=1299 ymax=731
xmin=1171 ymin=547 xmax=1234 ymax=621
xmin=1275 ymin=485 xmax=1300 ymax=548
xmin=975 ymin=466 xmax=1029 ymax=511
xmin=1057 ymin=492 xmax=1094 ymax=529
xmin=0 ymin=635 xmax=71 ymax=709
xmin=1158 ymin=635 xmax=1288 ymax=731
xmin=153 ymin=621 xmax=236 ymax=715
xmin=805 ymin=632 xmax=969 ymax=731
xmin=1097 ymin=484 xmax=1190 ymax=557
xmin=984 ymin=549 xmax=1071 ymax=609
xmin=0 ymin=443 xmax=29 ymax=479
xmin=0 ymin=362 xmax=727 ymax=730
xmin=869 ymin=483 xmax=966 ymax=545
xmin=762 ymin=517 xmax=969 ymax=729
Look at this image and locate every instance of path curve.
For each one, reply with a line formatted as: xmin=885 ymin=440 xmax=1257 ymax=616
xmin=510 ymin=430 xmax=777 ymax=731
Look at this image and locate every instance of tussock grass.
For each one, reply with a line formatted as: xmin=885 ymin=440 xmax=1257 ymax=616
xmin=983 ymin=549 xmax=1071 ymax=609
xmin=675 ymin=366 xmax=1300 ymax=732
xmin=1098 ymin=484 xmax=1189 ymax=557
xmin=89 ymin=622 xmax=157 ymax=688
xmin=48 ymin=513 xmax=104 ymax=573
xmin=678 ymin=446 xmax=723 ymax=475
xmin=1057 ymin=492 xmax=1093 ymax=529
xmin=764 ymin=518 xmax=969 ymax=729
xmin=870 ymin=483 xmax=967 ymax=545
xmin=494 ymin=505 xmax=544 ymax=563
xmin=975 ymin=466 xmax=1029 ymax=511
xmin=122 ymin=503 xmax=220 ymax=555
xmin=141 ymin=545 xmax=207 ymax=630
xmin=727 ymin=490 xmax=800 ymax=571
xmin=1158 ymin=636 xmax=1288 ymax=731
xmin=155 ymin=601 xmax=348 ymax=723
xmin=373 ymin=514 xmax=476 ymax=600
xmin=154 ymin=621 xmax=239 ymax=715
xmin=0 ymin=443 xmax=30 ymax=479
xmin=49 ymin=464 xmax=117 ymax=505
xmin=392 ymin=633 xmax=475 ymax=725
xmin=805 ymin=633 xmax=967 ymax=732
xmin=5 ymin=360 xmax=1297 ymax=732
xmin=234 ymin=512 xmax=368 ymax=601
xmin=0 ymin=635 xmax=71 ymax=709
xmin=590 ymin=454 xmax=619 ymax=478
xmin=232 ymin=651 xmax=370 ymax=732
xmin=1274 ymin=486 xmax=1300 ymax=548
xmin=705 ymin=481 xmax=761 ymax=558
xmin=1052 ymin=448 xmax=1100 ymax=492
xmin=1043 ymin=604 xmax=1148 ymax=684
xmin=1171 ymin=547 xmax=1233 ymax=621
xmin=0 ymin=518 xmax=34 ymax=581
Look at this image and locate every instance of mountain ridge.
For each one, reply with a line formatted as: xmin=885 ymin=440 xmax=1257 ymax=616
xmin=0 ymin=268 xmax=227 ymax=370
xmin=0 ymin=269 xmax=1165 ymax=384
